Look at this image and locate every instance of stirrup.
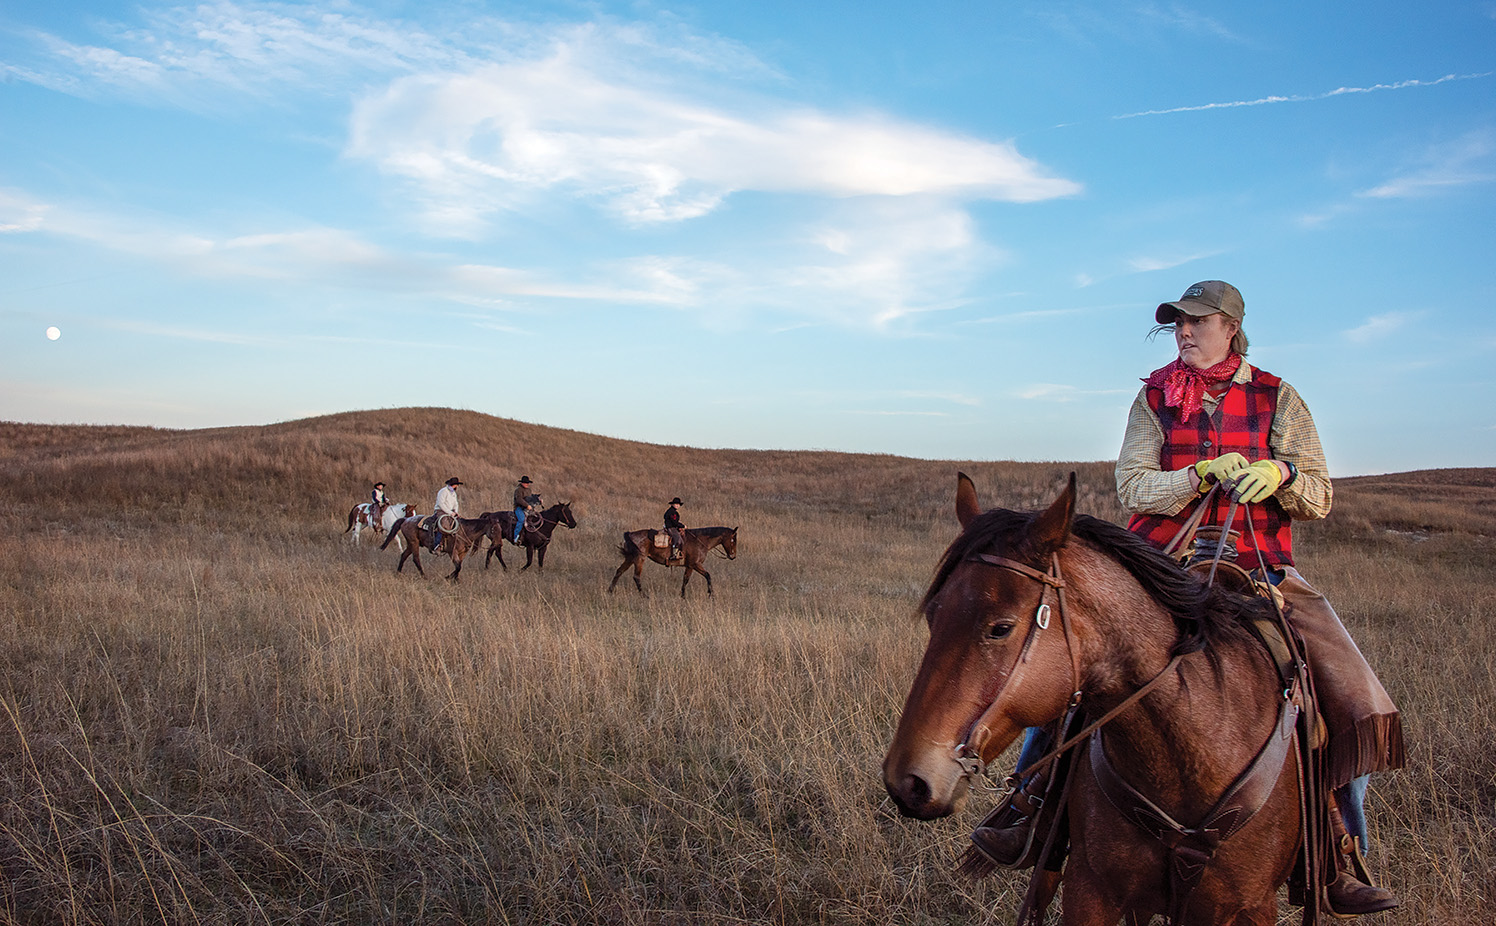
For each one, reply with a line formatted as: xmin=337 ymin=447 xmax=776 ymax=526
xmin=1324 ymin=834 xmax=1398 ymax=917
xmin=960 ymin=781 xmax=1044 ymax=875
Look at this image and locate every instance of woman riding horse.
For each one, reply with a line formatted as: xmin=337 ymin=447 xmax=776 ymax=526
xmin=971 ymin=281 xmax=1403 ymax=916
xmin=886 ymin=474 xmax=1311 ymax=925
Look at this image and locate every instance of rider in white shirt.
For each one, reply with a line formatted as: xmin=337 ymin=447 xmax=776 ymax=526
xmin=431 ymin=477 xmax=461 ymax=552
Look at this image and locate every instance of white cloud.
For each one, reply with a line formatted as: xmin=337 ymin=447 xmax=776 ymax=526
xmin=1344 ymin=312 xmax=1421 ymax=344
xmin=347 ymin=42 xmax=1080 ymax=233
xmin=1357 ymin=131 xmax=1496 ymax=199
xmin=6 ymin=4 xmax=1078 ymax=331
xmin=6 ymin=1 xmax=466 ymax=106
xmin=0 ymin=190 xmax=50 ymax=233
xmin=1127 ymin=251 xmax=1222 ymax=273
xmin=1018 ymin=383 xmax=1130 ymax=401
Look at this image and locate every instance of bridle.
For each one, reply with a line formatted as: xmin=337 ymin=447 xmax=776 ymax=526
xmin=953 ymin=549 xmax=1189 ymax=784
xmin=952 ymin=551 xmax=1079 ymax=780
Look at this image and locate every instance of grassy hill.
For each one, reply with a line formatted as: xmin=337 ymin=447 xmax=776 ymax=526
xmin=1 ymin=409 xmax=1490 ymax=924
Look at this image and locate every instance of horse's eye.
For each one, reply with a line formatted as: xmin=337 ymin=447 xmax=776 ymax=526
xmin=988 ymin=621 xmax=1015 ymax=640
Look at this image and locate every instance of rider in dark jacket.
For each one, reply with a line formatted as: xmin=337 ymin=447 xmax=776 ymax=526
xmin=663 ymin=498 xmax=685 ymax=559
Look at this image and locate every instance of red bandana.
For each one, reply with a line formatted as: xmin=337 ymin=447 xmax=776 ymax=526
xmin=1144 ymin=353 xmax=1242 ymax=423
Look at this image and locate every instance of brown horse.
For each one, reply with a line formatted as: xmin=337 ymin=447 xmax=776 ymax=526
xmin=479 ymin=502 xmax=578 ymax=571
xmin=884 ymin=474 xmax=1306 ymax=925
xmin=607 ymin=525 xmax=738 ymax=597
xmin=379 ymin=513 xmax=495 ymax=582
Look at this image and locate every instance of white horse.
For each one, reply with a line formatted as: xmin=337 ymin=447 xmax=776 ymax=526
xmin=345 ymin=502 xmax=416 ymax=545
xmin=380 ymin=503 xmax=416 ymax=551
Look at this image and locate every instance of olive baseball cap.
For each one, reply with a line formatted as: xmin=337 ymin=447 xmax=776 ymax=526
xmin=1156 ymin=280 xmax=1245 ymax=324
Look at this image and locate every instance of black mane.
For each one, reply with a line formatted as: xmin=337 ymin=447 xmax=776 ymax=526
xmin=922 ymin=508 xmax=1268 ymax=657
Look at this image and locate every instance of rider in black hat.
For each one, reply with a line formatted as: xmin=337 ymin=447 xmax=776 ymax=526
xmin=513 ymin=476 xmax=539 ymax=544
xmin=431 ymin=477 xmax=462 ymax=553
xmin=663 ymin=497 xmax=685 ymax=561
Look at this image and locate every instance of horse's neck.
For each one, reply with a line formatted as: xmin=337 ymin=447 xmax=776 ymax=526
xmin=1083 ymin=582 xmax=1279 ymax=815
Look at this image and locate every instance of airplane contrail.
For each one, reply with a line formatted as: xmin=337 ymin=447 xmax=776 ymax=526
xmin=1114 ymin=71 xmax=1492 ymax=119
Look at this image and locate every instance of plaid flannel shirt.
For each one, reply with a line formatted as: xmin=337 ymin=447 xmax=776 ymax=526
xmin=1116 ymin=361 xmax=1333 ymax=520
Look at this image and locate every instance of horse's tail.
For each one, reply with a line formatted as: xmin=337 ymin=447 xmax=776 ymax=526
xmin=618 ymin=532 xmax=640 ymax=558
xmin=344 ymin=506 xmax=357 ymax=533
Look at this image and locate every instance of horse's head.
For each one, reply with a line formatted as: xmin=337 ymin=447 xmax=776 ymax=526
xmin=721 ymin=527 xmax=738 ymax=559
xmin=557 ymin=502 xmax=577 ymax=529
xmin=883 ymin=473 xmax=1083 ymax=820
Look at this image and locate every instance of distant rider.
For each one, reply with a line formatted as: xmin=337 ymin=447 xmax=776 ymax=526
xmin=370 ymin=481 xmax=388 ymax=525
xmin=513 ymin=476 xmax=539 ymax=544
xmin=430 ymin=477 xmax=461 ymax=553
xmin=663 ymin=497 xmax=686 ymax=560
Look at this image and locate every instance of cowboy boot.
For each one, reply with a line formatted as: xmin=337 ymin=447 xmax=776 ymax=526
xmin=964 ymin=773 xmax=1049 ymax=873
xmin=1325 ymin=792 xmax=1397 ymax=916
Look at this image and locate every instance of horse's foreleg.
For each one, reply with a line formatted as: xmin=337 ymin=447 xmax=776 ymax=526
xmin=446 ymin=544 xmax=466 ymax=582
xmin=682 ymin=562 xmax=711 ymax=598
xmin=536 ymin=545 xmax=546 ymax=571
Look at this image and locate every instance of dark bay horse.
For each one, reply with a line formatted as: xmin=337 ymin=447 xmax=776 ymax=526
xmin=479 ymin=502 xmax=578 ymax=571
xmin=883 ymin=474 xmax=1305 ymax=925
xmin=607 ymin=526 xmax=738 ymax=597
xmin=379 ymin=513 xmax=495 ymax=582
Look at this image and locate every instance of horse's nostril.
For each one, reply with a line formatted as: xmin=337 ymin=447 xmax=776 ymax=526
xmin=889 ymin=773 xmax=932 ymax=816
xmin=906 ymin=773 xmax=931 ymax=806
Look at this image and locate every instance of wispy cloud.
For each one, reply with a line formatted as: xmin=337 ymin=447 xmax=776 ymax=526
xmin=1127 ymin=251 xmax=1223 ymax=273
xmin=1357 ymin=131 xmax=1496 ymax=199
xmin=347 ymin=29 xmax=1080 ymax=234
xmin=895 ymin=390 xmax=982 ymax=407
xmin=3 ymin=2 xmax=1081 ymax=331
xmin=1017 ymin=384 xmax=1131 ymax=401
xmin=1115 ymin=72 xmax=1493 ymax=120
xmin=3 ymin=0 xmax=466 ymax=108
xmin=1344 ymin=311 xmax=1421 ymax=344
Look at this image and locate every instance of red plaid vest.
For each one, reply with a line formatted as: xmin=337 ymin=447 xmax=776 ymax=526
xmin=1127 ymin=367 xmax=1295 ymax=567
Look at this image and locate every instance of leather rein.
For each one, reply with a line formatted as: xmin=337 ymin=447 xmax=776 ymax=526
xmin=954 ymin=550 xmax=1188 ymax=785
xmin=954 ymin=497 xmax=1311 ymax=925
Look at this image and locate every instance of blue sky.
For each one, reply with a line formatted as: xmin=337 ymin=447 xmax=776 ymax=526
xmin=2 ymin=1 xmax=1493 ymax=475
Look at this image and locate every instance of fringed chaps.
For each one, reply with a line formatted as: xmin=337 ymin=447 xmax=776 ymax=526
xmin=1277 ymin=567 xmax=1405 ymax=788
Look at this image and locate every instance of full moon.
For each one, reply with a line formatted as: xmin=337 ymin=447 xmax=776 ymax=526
xmin=46 ymin=326 xmax=61 ymax=340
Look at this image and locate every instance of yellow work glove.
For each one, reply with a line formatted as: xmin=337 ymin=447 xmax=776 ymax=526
xmin=1193 ymin=452 xmax=1250 ymax=493
xmin=1231 ymin=459 xmax=1285 ymax=504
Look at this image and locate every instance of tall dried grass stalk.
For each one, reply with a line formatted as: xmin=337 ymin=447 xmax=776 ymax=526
xmin=0 ymin=411 xmax=1489 ymax=924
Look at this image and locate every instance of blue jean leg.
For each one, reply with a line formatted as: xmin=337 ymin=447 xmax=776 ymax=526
xmin=513 ymin=507 xmax=526 ymax=542
xmin=1336 ymin=775 xmax=1370 ymax=854
xmin=1015 ymin=726 xmax=1051 ymax=782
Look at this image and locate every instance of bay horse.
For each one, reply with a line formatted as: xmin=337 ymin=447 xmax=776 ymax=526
xmin=607 ymin=526 xmax=738 ymax=598
xmin=479 ymin=502 xmax=578 ymax=571
xmin=884 ymin=474 xmax=1310 ymax=925
xmin=379 ymin=513 xmax=495 ymax=582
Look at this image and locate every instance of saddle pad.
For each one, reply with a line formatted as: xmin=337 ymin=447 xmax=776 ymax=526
xmin=653 ymin=533 xmax=671 ymax=548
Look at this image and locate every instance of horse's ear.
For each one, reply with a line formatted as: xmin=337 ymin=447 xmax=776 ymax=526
xmin=956 ymin=472 xmax=982 ymax=529
xmin=1030 ymin=472 xmax=1077 ymax=553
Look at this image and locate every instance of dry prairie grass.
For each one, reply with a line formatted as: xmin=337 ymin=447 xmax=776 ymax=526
xmin=0 ymin=409 xmax=1490 ymax=925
